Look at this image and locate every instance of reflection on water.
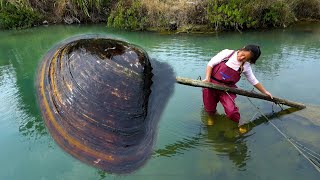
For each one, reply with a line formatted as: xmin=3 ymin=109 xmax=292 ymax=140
xmin=154 ymin=109 xmax=251 ymax=170
xmin=7 ymin=48 xmax=47 ymax=138
xmin=0 ymin=64 xmax=44 ymax=138
xmin=201 ymin=110 xmax=250 ymax=170
xmin=0 ymin=65 xmax=19 ymax=127
xmin=154 ymin=106 xmax=318 ymax=172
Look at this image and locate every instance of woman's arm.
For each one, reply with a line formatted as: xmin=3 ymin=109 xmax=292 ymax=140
xmin=243 ymin=64 xmax=273 ymax=98
xmin=254 ymin=83 xmax=273 ymax=98
xmin=203 ymin=65 xmax=213 ymax=82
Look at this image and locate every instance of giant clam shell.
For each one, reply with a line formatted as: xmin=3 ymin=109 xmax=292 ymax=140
xmin=36 ymin=36 xmax=174 ymax=173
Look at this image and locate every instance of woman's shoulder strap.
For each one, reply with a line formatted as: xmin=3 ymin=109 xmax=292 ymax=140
xmin=222 ymin=50 xmax=236 ymax=61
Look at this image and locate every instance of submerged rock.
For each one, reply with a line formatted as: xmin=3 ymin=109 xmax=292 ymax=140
xmin=36 ymin=35 xmax=174 ymax=173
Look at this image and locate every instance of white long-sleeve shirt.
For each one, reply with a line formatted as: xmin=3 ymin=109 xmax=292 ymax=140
xmin=207 ymin=49 xmax=259 ymax=85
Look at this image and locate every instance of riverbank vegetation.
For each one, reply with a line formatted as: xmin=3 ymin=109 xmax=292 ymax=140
xmin=0 ymin=0 xmax=319 ymax=32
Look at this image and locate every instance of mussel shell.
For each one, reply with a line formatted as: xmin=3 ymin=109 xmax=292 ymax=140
xmin=36 ymin=36 xmax=158 ymax=173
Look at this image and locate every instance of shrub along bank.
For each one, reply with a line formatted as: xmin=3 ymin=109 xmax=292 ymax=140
xmin=0 ymin=0 xmax=319 ymax=31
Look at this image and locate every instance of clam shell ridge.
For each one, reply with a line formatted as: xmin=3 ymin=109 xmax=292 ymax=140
xmin=36 ymin=37 xmax=154 ymax=173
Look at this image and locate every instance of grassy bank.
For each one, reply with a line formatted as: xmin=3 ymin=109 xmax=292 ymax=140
xmin=1 ymin=0 xmax=320 ymax=32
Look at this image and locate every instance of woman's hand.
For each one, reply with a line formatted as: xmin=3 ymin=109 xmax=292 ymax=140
xmin=254 ymin=83 xmax=273 ymax=99
xmin=202 ymin=78 xmax=210 ymax=82
xmin=264 ymin=91 xmax=273 ymax=99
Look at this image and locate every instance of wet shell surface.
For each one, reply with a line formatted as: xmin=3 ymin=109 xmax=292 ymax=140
xmin=35 ymin=36 xmax=170 ymax=173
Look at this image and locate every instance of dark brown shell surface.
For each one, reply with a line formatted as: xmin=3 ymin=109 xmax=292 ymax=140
xmin=35 ymin=36 xmax=174 ymax=173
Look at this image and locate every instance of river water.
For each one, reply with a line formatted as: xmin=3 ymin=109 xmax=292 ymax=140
xmin=0 ymin=23 xmax=320 ymax=179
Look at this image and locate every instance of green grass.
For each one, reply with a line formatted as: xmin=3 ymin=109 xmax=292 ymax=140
xmin=0 ymin=0 xmax=319 ymax=30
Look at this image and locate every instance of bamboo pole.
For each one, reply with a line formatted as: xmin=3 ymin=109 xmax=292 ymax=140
xmin=176 ymin=77 xmax=306 ymax=109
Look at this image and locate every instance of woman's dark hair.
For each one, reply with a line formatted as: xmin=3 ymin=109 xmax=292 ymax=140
xmin=240 ymin=44 xmax=261 ymax=64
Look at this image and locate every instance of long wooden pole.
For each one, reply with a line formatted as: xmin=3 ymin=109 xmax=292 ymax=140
xmin=176 ymin=77 xmax=306 ymax=109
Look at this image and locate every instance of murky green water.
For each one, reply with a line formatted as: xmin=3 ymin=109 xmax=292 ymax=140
xmin=1 ymin=23 xmax=320 ymax=179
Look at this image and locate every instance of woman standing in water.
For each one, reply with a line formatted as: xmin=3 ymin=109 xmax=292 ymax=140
xmin=202 ymin=45 xmax=273 ymax=126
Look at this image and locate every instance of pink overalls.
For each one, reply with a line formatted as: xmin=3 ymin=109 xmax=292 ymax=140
xmin=202 ymin=51 xmax=242 ymax=123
